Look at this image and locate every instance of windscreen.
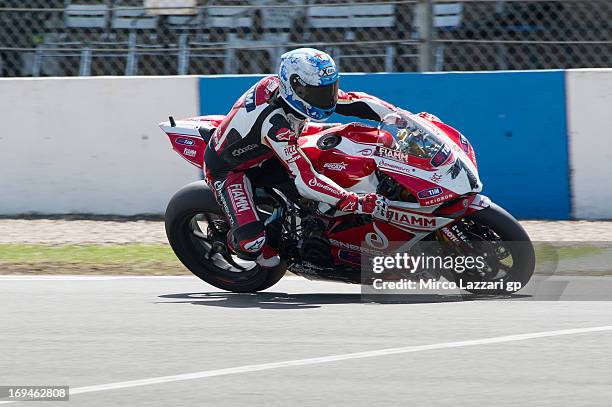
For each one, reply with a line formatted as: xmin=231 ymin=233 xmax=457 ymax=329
xmin=378 ymin=113 xmax=446 ymax=160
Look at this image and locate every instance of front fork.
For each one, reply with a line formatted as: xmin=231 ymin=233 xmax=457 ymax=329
xmin=436 ymin=194 xmax=491 ymax=243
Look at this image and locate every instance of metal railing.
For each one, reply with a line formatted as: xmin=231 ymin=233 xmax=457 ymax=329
xmin=0 ymin=0 xmax=609 ymax=77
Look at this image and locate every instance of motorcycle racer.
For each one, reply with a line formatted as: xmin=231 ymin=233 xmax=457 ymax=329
xmin=204 ymin=48 xmax=400 ymax=267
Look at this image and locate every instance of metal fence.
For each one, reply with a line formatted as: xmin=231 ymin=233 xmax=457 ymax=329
xmin=0 ymin=0 xmax=610 ymax=77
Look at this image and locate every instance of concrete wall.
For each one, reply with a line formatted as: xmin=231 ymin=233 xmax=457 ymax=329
xmin=0 ymin=76 xmax=200 ymax=215
xmin=567 ymin=69 xmax=612 ymax=219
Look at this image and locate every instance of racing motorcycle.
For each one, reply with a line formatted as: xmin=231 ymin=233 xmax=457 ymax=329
xmin=160 ymin=111 xmax=535 ymax=294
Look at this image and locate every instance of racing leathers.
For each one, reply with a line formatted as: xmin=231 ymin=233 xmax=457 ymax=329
xmin=203 ymin=75 xmax=399 ymax=260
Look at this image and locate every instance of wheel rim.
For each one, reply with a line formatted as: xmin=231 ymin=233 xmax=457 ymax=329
xmin=455 ymin=219 xmax=519 ymax=283
xmin=181 ymin=212 xmax=262 ymax=282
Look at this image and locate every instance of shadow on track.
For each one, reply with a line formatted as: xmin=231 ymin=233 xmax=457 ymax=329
xmin=157 ymin=292 xmax=529 ymax=310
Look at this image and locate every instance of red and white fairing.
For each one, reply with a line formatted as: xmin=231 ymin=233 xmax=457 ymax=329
xmin=160 ymin=112 xmax=489 ymax=266
xmin=297 ymin=113 xmax=483 ymax=232
xmin=160 ymin=115 xmax=223 ymax=168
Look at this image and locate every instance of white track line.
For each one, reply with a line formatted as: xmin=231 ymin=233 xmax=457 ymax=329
xmin=0 ymin=275 xmax=196 ymax=281
xmin=2 ymin=325 xmax=610 ymax=404
xmin=0 ymin=275 xmax=304 ymax=281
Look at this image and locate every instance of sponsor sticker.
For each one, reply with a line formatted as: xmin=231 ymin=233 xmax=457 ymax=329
xmin=417 ymin=187 xmax=443 ymax=199
xmin=306 ymin=177 xmax=343 ymax=198
xmin=244 ymin=87 xmax=256 ymax=112
xmin=275 ymin=128 xmax=295 ymax=142
xmin=218 ymin=194 xmax=234 ymax=226
xmin=232 ymin=144 xmax=258 ymax=157
xmin=385 ymin=209 xmax=437 ymax=228
xmin=243 ymin=236 xmax=265 ymax=252
xmin=357 ymin=148 xmax=374 ymax=156
xmin=183 ymin=148 xmax=197 ymax=157
xmin=377 ymin=146 xmax=409 ymax=163
xmin=378 ymin=159 xmax=412 ymax=175
xmin=319 ymin=66 xmax=337 ymax=77
xmin=441 ymin=224 xmax=469 ymax=244
xmin=329 ymin=238 xmax=384 ymax=256
xmin=422 ymin=193 xmax=454 ymax=206
xmin=365 ymin=224 xmax=389 ymax=250
xmin=283 ymin=145 xmax=300 ymax=164
xmin=227 ymin=183 xmax=251 ymax=213
xmin=289 ymin=261 xmax=325 ymax=276
xmin=323 ymin=162 xmax=348 ymax=171
xmin=176 ymin=137 xmax=195 ymax=146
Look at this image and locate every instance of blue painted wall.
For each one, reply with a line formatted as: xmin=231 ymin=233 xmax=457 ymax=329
xmin=199 ymin=71 xmax=570 ymax=219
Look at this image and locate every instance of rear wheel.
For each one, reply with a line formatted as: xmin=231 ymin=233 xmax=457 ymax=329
xmin=447 ymin=203 xmax=535 ymax=295
xmin=165 ymin=182 xmax=286 ymax=293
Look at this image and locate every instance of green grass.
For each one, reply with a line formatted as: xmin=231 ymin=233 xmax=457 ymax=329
xmin=555 ymin=246 xmax=606 ymax=260
xmin=535 ymin=244 xmax=608 ymax=263
xmin=0 ymin=244 xmax=176 ymax=263
xmin=0 ymin=243 xmax=611 ymax=276
xmin=0 ymin=244 xmax=186 ymax=275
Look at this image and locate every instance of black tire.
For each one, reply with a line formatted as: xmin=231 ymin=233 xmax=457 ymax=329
xmin=457 ymin=203 xmax=535 ymax=295
xmin=164 ymin=181 xmax=286 ymax=293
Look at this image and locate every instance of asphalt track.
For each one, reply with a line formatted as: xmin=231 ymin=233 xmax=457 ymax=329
xmin=1 ymin=275 xmax=612 ymax=406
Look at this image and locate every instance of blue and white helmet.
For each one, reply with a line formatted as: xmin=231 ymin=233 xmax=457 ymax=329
xmin=278 ymin=48 xmax=339 ymax=121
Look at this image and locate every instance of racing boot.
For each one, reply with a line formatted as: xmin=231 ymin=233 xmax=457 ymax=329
xmin=256 ymin=245 xmax=280 ymax=268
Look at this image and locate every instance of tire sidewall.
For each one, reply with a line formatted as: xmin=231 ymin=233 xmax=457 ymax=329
xmin=458 ymin=203 xmax=536 ymax=294
xmin=165 ymin=182 xmax=286 ymax=293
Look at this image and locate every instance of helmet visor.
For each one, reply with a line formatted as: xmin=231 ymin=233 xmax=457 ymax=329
xmin=291 ymin=75 xmax=339 ymax=109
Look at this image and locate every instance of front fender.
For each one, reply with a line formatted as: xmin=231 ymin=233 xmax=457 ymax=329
xmin=467 ymin=194 xmax=491 ymax=212
xmin=433 ymin=194 xmax=491 ymax=218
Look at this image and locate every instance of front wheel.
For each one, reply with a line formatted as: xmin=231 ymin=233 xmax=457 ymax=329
xmin=447 ymin=203 xmax=535 ymax=295
xmin=165 ymin=181 xmax=286 ymax=293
